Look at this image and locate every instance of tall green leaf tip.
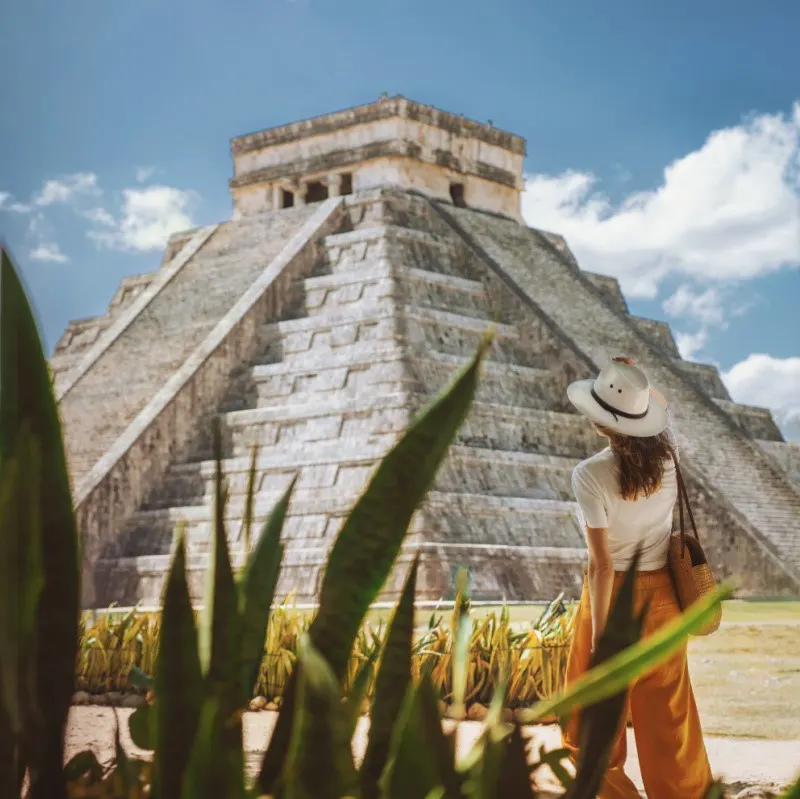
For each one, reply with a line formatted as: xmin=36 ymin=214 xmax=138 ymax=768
xmin=239 ymin=474 xmax=294 ymax=700
xmin=361 ymin=555 xmax=420 ymax=798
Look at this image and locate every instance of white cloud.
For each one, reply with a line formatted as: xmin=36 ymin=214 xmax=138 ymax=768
xmin=81 ymin=207 xmax=116 ymax=227
xmin=674 ymin=329 xmax=710 ymax=361
xmin=0 ymin=191 xmax=31 ymax=213
xmin=663 ymin=285 xmax=726 ymax=328
xmin=29 ymin=243 xmax=69 ymax=264
xmin=723 ymin=354 xmax=800 ymax=441
xmin=136 ymin=166 xmax=155 ymax=183
xmin=521 ymin=103 xmax=800 ymax=300
xmin=35 ymin=172 xmax=100 ymax=207
xmin=88 ymin=185 xmax=197 ymax=252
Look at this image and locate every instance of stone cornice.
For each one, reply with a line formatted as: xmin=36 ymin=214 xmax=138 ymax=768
xmin=229 ymin=139 xmax=519 ymax=191
xmin=230 ymin=95 xmax=526 ymax=157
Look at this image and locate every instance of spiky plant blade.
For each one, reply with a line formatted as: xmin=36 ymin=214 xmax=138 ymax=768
xmin=564 ymin=555 xmax=643 ymax=799
xmin=278 ymin=635 xmax=359 ymax=799
xmin=0 ymin=426 xmax=43 ymax=744
xmin=361 ymin=555 xmax=419 ymax=799
xmin=257 ymin=333 xmax=492 ymax=792
xmin=153 ymin=532 xmax=204 ymax=799
xmin=514 ymin=581 xmax=732 ymax=725
xmin=197 ymin=418 xmax=245 ymax=796
xmin=180 ymin=698 xmax=235 ymax=799
xmin=240 ymin=442 xmax=260 ymax=556
xmin=0 ymin=245 xmax=79 ymax=799
xmin=379 ymin=676 xmax=461 ymax=799
xmin=239 ymin=475 xmax=294 ymax=701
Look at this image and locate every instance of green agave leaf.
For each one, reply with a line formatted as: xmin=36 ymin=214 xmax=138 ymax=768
xmin=257 ymin=333 xmax=492 ymax=793
xmin=379 ymin=676 xmax=461 ymax=799
xmin=198 ymin=417 xmax=239 ymax=686
xmin=239 ymin=442 xmax=260 ymax=556
xmin=0 ymin=425 xmax=43 ymax=737
xmin=197 ymin=419 xmax=245 ymax=793
xmin=565 ymin=555 xmax=643 ymax=799
xmin=153 ymin=532 xmax=204 ymax=799
xmin=361 ymin=555 xmax=419 ymax=799
xmin=494 ymin=725 xmax=537 ymax=799
xmin=1 ymin=245 xmax=80 ymax=799
xmin=457 ymin=670 xmax=509 ymax=779
xmin=515 ymin=582 xmax=733 ymax=725
xmin=239 ymin=475 xmax=294 ymax=701
xmin=179 ymin=698 xmax=231 ymax=799
xmin=279 ymin=635 xmax=359 ymax=799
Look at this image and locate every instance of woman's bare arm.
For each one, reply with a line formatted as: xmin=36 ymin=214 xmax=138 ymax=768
xmin=585 ymin=525 xmax=614 ymax=653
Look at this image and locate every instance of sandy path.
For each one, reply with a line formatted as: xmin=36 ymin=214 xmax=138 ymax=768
xmin=66 ymin=707 xmax=800 ymax=795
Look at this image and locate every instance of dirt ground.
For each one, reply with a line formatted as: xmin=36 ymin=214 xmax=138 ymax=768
xmin=65 ymin=707 xmax=800 ymax=796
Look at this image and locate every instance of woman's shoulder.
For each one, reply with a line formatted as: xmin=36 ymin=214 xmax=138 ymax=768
xmin=573 ymin=448 xmax=617 ymax=483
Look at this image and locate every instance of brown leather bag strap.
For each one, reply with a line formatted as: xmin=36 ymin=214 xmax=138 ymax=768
xmin=668 ymin=447 xmax=700 ymax=545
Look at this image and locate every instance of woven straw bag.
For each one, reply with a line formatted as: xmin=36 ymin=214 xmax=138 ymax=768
xmin=667 ymin=450 xmax=722 ymax=636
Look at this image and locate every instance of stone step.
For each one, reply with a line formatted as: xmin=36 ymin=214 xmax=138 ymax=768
xmin=94 ymin=538 xmax=587 ymax=607
xmin=118 ymin=491 xmax=584 ymax=558
xmin=202 ymin=393 xmax=595 ymax=463
xmin=144 ymin=444 xmax=577 ymax=516
xmin=713 ymin=399 xmax=785 ymax=442
xmin=58 ymin=205 xmax=323 ymax=487
xmin=258 ymin=302 xmax=535 ymax=367
xmin=297 ymin=261 xmax=497 ymax=322
xmin=251 ymin=349 xmax=563 ymax=412
xmin=757 ymin=440 xmax=800 ymax=489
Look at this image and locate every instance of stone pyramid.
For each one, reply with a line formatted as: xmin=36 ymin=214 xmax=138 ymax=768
xmin=51 ymin=96 xmax=800 ymax=609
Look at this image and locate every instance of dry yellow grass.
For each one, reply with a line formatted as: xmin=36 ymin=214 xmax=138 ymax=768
xmin=689 ymin=617 xmax=800 ymax=739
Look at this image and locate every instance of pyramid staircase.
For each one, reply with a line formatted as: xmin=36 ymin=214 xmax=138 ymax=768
xmin=52 ymin=189 xmax=800 ymax=607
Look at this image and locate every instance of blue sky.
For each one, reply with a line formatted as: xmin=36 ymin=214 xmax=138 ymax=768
xmin=1 ymin=0 xmax=799 ymax=436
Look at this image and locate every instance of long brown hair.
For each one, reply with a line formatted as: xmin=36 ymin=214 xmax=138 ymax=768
xmin=595 ymin=425 xmax=674 ymax=501
xmin=595 ymin=355 xmax=673 ymax=501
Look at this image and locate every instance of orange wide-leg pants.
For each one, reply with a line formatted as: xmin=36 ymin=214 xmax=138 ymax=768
xmin=562 ymin=568 xmax=713 ymax=799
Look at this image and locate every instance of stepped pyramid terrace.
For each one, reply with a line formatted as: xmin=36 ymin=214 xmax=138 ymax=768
xmin=51 ymin=95 xmax=800 ymax=609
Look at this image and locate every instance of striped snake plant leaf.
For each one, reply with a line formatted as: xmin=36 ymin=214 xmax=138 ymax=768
xmin=379 ymin=676 xmax=462 ymax=799
xmin=153 ymin=531 xmax=204 ymax=799
xmin=238 ymin=475 xmax=294 ymax=702
xmin=360 ymin=555 xmax=419 ymax=799
xmin=0 ymin=245 xmax=80 ymax=799
xmin=278 ymin=634 xmax=359 ymax=799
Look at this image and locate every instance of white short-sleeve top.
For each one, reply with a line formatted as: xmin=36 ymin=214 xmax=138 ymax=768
xmin=571 ymin=432 xmax=679 ymax=571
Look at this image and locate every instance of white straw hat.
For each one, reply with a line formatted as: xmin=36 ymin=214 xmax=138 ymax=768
xmin=567 ymin=359 xmax=669 ymax=438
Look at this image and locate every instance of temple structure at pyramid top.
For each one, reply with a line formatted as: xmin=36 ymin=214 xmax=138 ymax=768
xmin=51 ymin=96 xmax=800 ymax=609
xmin=227 ymin=95 xmax=526 ymax=220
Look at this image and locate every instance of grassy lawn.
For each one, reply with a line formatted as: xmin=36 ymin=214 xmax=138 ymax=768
xmin=689 ymin=604 xmax=800 ymax=739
